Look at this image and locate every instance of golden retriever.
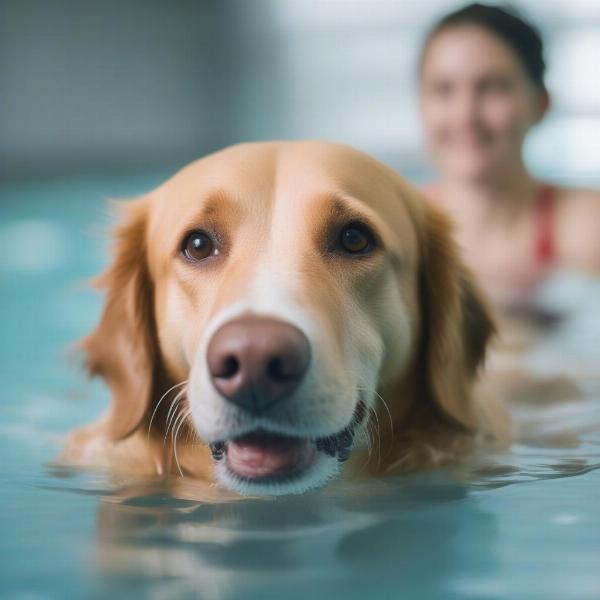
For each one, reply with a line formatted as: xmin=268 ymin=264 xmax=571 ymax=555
xmin=61 ymin=141 xmax=507 ymax=495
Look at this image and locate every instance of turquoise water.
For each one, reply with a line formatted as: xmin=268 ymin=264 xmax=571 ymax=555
xmin=1 ymin=176 xmax=599 ymax=600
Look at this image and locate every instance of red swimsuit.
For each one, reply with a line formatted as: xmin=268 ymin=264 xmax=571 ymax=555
xmin=534 ymin=184 xmax=556 ymax=272
xmin=424 ymin=183 xmax=556 ymax=270
xmin=423 ymin=183 xmax=557 ymax=303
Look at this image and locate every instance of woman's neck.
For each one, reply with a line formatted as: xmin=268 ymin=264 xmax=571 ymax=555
xmin=436 ymin=160 xmax=539 ymax=225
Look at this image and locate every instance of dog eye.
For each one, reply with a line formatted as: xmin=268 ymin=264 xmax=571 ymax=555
xmin=339 ymin=223 xmax=375 ymax=254
xmin=182 ymin=231 xmax=215 ymax=262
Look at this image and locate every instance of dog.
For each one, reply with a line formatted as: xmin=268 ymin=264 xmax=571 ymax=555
xmin=61 ymin=141 xmax=507 ymax=496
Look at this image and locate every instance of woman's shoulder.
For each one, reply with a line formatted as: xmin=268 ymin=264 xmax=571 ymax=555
xmin=551 ymin=185 xmax=600 ymax=272
xmin=553 ymin=184 xmax=600 ymax=205
xmin=552 ymin=184 xmax=600 ymax=222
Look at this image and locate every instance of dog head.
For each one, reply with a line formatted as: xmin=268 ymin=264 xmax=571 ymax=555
xmin=81 ymin=141 xmax=493 ymax=495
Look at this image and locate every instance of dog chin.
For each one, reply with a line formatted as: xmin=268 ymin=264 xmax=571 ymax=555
xmin=214 ymin=452 xmax=342 ymax=496
xmin=205 ymin=400 xmax=368 ymax=496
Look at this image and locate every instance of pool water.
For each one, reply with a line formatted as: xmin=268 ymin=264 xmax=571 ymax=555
xmin=1 ymin=175 xmax=599 ymax=600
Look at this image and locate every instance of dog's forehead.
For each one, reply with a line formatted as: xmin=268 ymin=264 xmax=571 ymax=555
xmin=147 ymin=142 xmax=420 ymax=254
xmin=153 ymin=141 xmax=402 ymax=202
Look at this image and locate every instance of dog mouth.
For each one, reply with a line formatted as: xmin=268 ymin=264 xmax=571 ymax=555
xmin=208 ymin=400 xmax=366 ymax=483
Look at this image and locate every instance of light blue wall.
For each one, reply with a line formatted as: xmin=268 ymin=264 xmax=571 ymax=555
xmin=2 ymin=0 xmax=599 ymax=183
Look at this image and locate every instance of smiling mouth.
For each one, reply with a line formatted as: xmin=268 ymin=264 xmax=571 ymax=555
xmin=208 ymin=400 xmax=366 ymax=483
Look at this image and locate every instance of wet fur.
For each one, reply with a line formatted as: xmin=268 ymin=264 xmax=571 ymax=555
xmin=60 ymin=141 xmax=508 ymax=487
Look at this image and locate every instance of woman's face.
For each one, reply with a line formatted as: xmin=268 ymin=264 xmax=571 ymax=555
xmin=419 ymin=25 xmax=547 ymax=182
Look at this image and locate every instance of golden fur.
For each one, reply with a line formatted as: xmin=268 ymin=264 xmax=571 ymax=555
xmin=61 ymin=141 xmax=508 ymax=490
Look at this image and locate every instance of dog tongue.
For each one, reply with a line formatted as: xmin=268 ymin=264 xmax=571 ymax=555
xmin=226 ymin=432 xmax=313 ymax=479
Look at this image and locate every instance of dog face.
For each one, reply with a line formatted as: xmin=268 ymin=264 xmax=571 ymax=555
xmin=82 ymin=141 xmax=493 ymax=495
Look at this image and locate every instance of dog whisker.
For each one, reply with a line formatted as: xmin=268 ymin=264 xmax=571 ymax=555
xmin=360 ymin=418 xmax=382 ymax=472
xmin=172 ymin=407 xmax=191 ymax=478
xmin=359 ymin=410 xmax=375 ymax=470
xmin=170 ymin=399 xmax=185 ymax=442
xmin=356 ymin=385 xmax=395 ymax=441
xmin=163 ymin=390 xmax=184 ymax=449
xmin=368 ymin=404 xmax=380 ymax=441
xmin=375 ymin=391 xmax=395 ymax=439
xmin=147 ymin=379 xmax=188 ymax=440
xmin=165 ymin=392 xmax=182 ymax=436
xmin=163 ymin=388 xmax=187 ymax=447
xmin=369 ymin=406 xmax=383 ymax=472
xmin=361 ymin=421 xmax=373 ymax=468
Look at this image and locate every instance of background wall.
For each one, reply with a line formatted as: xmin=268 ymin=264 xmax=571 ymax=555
xmin=1 ymin=0 xmax=599 ymax=183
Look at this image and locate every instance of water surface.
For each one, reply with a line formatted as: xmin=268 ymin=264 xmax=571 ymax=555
xmin=1 ymin=176 xmax=599 ymax=600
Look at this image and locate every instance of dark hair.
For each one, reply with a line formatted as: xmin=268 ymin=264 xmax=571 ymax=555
xmin=420 ymin=3 xmax=546 ymax=91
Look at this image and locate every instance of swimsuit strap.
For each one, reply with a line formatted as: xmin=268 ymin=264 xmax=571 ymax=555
xmin=534 ymin=184 xmax=556 ymax=268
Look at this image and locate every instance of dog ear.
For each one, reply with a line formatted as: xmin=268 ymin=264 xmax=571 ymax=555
xmin=418 ymin=204 xmax=495 ymax=429
xmin=80 ymin=197 xmax=158 ymax=440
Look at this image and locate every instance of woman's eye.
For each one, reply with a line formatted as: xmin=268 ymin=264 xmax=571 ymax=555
xmin=182 ymin=231 xmax=215 ymax=262
xmin=428 ymin=81 xmax=454 ymax=98
xmin=339 ymin=223 xmax=376 ymax=255
xmin=479 ymin=78 xmax=514 ymax=94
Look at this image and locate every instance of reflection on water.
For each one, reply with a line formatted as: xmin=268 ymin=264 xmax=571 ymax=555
xmin=15 ymin=432 xmax=600 ymax=600
xmin=89 ymin=474 xmax=489 ymax=600
xmin=1 ymin=177 xmax=599 ymax=600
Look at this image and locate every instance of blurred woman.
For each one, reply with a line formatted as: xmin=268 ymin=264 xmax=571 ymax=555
xmin=418 ymin=3 xmax=600 ymax=311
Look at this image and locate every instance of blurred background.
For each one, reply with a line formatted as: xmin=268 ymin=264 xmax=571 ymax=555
xmin=2 ymin=0 xmax=600 ymax=184
xmin=1 ymin=4 xmax=600 ymax=599
xmin=1 ymin=0 xmax=599 ymax=397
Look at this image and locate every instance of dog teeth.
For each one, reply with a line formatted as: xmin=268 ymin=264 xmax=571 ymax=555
xmin=211 ymin=402 xmax=367 ymax=463
xmin=209 ymin=442 xmax=225 ymax=460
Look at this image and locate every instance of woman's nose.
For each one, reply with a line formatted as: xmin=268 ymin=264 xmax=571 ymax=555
xmin=453 ymin=89 xmax=481 ymax=128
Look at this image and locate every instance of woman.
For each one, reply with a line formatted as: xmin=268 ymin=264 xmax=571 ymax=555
xmin=418 ymin=3 xmax=600 ymax=311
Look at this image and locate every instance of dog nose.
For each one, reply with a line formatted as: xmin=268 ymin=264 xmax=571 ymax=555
xmin=207 ymin=316 xmax=311 ymax=412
